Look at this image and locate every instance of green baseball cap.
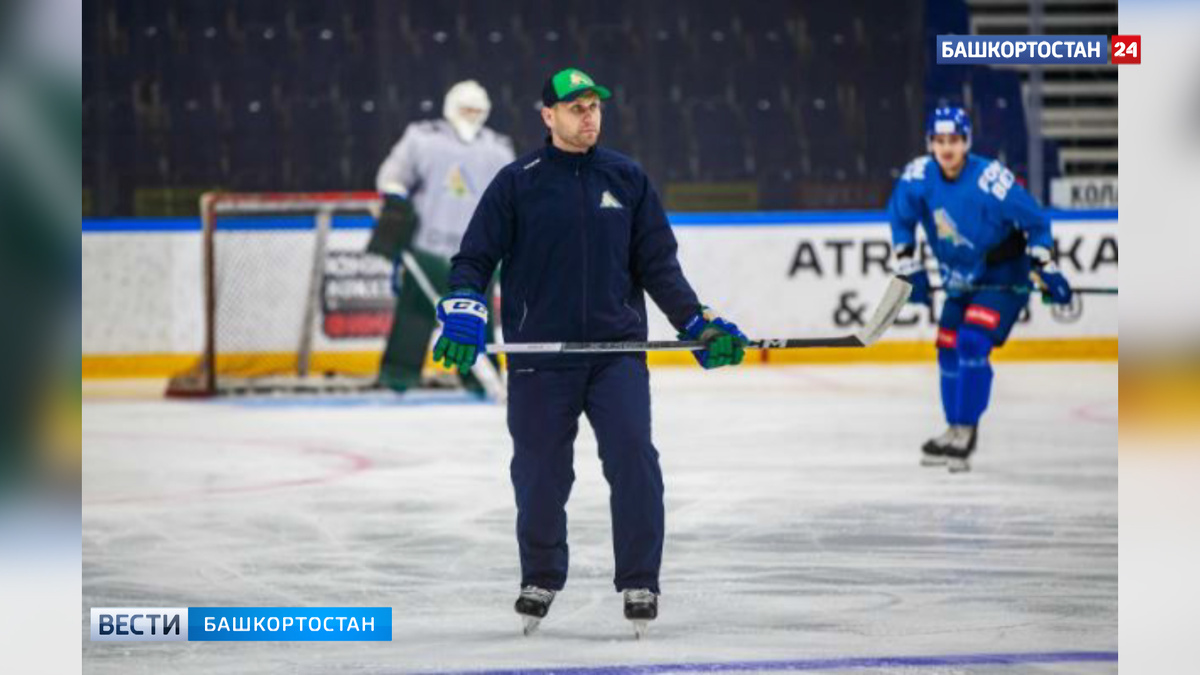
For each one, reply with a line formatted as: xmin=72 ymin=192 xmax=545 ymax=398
xmin=541 ymin=68 xmax=612 ymax=107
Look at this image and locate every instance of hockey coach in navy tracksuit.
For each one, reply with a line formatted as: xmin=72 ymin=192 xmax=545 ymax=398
xmin=430 ymin=67 xmax=749 ymax=633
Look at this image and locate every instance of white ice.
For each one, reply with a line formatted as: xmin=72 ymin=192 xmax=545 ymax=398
xmin=83 ymin=363 xmax=1117 ymax=674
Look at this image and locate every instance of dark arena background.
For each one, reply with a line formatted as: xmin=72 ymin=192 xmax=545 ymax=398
xmin=84 ymin=0 xmax=1116 ymax=216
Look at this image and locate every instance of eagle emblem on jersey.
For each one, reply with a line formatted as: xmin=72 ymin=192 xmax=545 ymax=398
xmin=445 ymin=165 xmax=474 ymax=198
xmin=933 ymin=208 xmax=975 ymax=249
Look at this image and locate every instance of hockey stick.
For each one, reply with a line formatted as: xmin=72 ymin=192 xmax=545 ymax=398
xmin=486 ymin=277 xmax=912 ymax=355
xmin=932 ymin=284 xmax=1117 ymax=295
xmin=400 ymin=250 xmax=507 ymax=402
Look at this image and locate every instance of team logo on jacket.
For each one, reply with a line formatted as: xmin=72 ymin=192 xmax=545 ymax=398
xmin=599 ymin=190 xmax=623 ymax=209
xmin=933 ymin=208 xmax=975 ymax=249
xmin=445 ymin=165 xmax=474 ymax=198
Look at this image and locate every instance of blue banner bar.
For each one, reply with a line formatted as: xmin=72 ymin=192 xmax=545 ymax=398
xmin=80 ymin=214 xmax=375 ymax=232
xmin=82 ymin=209 xmax=1118 ymax=233
xmin=188 ymin=607 xmax=391 ymax=641
xmin=936 ymin=35 xmax=1108 ymax=65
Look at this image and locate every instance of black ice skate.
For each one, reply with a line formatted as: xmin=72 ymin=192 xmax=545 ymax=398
xmin=920 ymin=427 xmax=955 ymax=466
xmin=623 ymin=588 xmax=658 ymax=639
xmin=943 ymin=426 xmax=978 ymax=473
xmin=514 ymin=585 xmax=556 ymax=635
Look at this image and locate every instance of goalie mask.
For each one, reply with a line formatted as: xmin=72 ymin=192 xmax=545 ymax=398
xmin=443 ymin=80 xmax=491 ymax=143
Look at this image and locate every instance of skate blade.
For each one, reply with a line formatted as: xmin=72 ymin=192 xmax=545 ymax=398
xmin=947 ymin=458 xmax=971 ymax=473
xmin=521 ymin=616 xmax=542 ymax=636
xmin=920 ymin=455 xmax=947 ymax=467
xmin=630 ymin=619 xmax=649 ymax=640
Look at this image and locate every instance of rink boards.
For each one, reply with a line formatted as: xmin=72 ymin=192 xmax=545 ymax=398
xmin=82 ymin=210 xmax=1117 ymax=378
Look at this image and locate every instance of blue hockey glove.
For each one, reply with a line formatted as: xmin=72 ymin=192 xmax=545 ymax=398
xmin=433 ymin=290 xmax=488 ymax=374
xmin=680 ymin=308 xmax=748 ymax=369
xmin=894 ymin=244 xmax=931 ymax=307
xmin=1029 ymin=246 xmax=1072 ymax=305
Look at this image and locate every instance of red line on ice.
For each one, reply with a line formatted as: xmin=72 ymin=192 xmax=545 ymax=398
xmin=85 ymin=433 xmax=375 ymax=505
xmin=1071 ymin=399 xmax=1118 ymax=425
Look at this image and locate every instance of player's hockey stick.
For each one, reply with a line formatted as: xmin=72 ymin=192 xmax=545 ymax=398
xmin=400 ymin=250 xmax=507 ymax=402
xmin=932 ymin=284 xmax=1117 ymax=295
xmin=486 ymin=277 xmax=912 ymax=355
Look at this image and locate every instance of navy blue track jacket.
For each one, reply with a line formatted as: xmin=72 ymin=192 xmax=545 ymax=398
xmin=448 ymin=141 xmax=702 ymax=368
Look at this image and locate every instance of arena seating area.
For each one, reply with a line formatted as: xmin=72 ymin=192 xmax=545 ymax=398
xmin=85 ymin=0 xmax=1056 ymax=216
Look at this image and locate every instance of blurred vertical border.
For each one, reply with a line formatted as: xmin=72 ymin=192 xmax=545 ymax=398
xmin=1119 ymin=0 xmax=1200 ymax=672
xmin=0 ymin=0 xmax=82 ymax=672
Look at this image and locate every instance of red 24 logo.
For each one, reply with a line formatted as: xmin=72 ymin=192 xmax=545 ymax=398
xmin=1111 ymin=35 xmax=1141 ymax=64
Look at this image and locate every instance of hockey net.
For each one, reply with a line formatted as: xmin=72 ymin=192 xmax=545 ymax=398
xmin=166 ymin=191 xmax=394 ymax=396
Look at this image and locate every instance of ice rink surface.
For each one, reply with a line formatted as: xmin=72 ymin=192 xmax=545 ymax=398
xmin=83 ymin=363 xmax=1117 ymax=674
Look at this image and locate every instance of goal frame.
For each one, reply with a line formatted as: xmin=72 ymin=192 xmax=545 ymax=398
xmin=166 ymin=191 xmax=384 ymax=397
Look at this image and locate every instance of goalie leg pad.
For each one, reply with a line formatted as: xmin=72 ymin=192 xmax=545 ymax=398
xmin=380 ymin=250 xmax=450 ymax=388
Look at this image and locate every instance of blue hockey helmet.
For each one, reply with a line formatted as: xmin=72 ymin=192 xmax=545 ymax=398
xmin=925 ymin=106 xmax=972 ymax=149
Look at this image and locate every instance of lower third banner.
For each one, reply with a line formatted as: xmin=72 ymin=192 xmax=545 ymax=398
xmin=91 ymin=607 xmax=392 ymax=641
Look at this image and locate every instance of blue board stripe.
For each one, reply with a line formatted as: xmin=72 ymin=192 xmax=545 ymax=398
xmin=414 ymin=650 xmax=1117 ymax=675
xmin=669 ymin=210 xmax=887 ymax=225
xmin=83 ymin=217 xmax=200 ymax=232
xmin=667 ymin=208 xmax=1117 ymax=225
xmin=82 ymin=209 xmax=1117 ymax=233
xmin=82 ymin=214 xmax=377 ymax=232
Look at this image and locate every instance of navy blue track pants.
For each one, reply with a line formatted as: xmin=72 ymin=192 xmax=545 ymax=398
xmin=506 ymin=356 xmax=664 ymax=594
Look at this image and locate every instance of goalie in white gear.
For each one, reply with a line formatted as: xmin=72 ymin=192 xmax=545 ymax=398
xmin=369 ymin=80 xmax=515 ymax=392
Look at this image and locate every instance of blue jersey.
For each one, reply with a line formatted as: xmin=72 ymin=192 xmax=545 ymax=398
xmin=887 ymin=154 xmax=1052 ymax=289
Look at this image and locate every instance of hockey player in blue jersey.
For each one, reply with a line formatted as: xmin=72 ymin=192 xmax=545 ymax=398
xmin=888 ymin=106 xmax=1073 ymax=472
